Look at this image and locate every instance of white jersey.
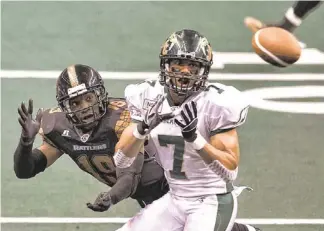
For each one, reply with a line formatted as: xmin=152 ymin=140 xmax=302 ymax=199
xmin=125 ymin=80 xmax=249 ymax=197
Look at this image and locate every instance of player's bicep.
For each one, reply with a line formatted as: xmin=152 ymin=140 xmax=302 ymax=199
xmin=37 ymin=141 xmax=63 ymax=167
xmin=209 ymin=128 xmax=240 ymax=162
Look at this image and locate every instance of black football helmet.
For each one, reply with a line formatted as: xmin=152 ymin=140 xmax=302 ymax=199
xmin=56 ymin=64 xmax=108 ymax=127
xmin=159 ymin=29 xmax=213 ymax=96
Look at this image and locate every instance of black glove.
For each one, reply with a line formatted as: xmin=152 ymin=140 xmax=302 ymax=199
xmin=87 ymin=192 xmax=112 ymax=212
xmin=137 ymin=94 xmax=174 ymax=135
xmin=174 ymin=101 xmax=198 ymax=142
xmin=18 ymin=99 xmax=43 ymax=143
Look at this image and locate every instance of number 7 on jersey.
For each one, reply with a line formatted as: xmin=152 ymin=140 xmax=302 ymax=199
xmin=158 ymin=135 xmax=187 ymax=179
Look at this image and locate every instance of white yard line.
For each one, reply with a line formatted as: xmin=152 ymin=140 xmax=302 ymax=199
xmin=1 ymin=217 xmax=324 ymax=225
xmin=1 ymin=70 xmax=323 ymax=81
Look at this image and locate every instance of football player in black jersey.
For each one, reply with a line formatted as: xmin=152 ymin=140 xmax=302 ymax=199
xmin=14 ymin=64 xmax=168 ymax=211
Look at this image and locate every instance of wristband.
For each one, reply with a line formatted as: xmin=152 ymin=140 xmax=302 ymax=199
xmin=113 ymin=149 xmax=135 ymax=168
xmin=192 ymin=133 xmax=207 ymax=150
xmin=133 ymin=126 xmax=147 ymax=140
xmin=208 ymin=160 xmax=238 ymax=182
xmin=285 ymin=7 xmax=302 ymax=26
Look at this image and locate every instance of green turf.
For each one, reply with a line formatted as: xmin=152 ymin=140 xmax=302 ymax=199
xmin=1 ymin=1 xmax=324 ymax=230
xmin=2 ymin=79 xmax=324 ymax=219
xmin=2 ymin=1 xmax=324 ymax=71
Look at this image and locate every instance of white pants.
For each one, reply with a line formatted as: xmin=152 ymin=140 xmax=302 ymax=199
xmin=116 ymin=191 xmax=237 ymax=231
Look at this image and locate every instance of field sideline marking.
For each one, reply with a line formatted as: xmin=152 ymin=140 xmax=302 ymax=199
xmin=1 ymin=217 xmax=324 ymax=225
xmin=1 ymin=70 xmax=324 ymax=81
xmin=211 ymin=48 xmax=324 ymax=69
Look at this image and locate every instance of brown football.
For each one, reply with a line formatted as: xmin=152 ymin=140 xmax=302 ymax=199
xmin=252 ymin=27 xmax=301 ymax=67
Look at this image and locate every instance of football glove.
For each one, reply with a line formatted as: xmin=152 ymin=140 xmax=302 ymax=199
xmin=17 ymin=99 xmax=43 ymax=143
xmin=86 ymin=192 xmax=112 ymax=212
xmin=137 ymin=94 xmax=174 ymax=136
xmin=174 ymin=101 xmax=198 ymax=142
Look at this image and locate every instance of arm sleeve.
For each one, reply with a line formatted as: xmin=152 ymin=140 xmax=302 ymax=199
xmin=208 ymin=88 xmax=250 ymax=136
xmin=109 ymin=153 xmax=144 ymax=205
xmin=14 ymin=139 xmax=47 ymax=179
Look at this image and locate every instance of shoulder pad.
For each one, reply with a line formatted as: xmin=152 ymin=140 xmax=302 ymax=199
xmin=40 ymin=107 xmax=64 ymax=135
xmin=125 ymin=80 xmax=162 ymax=122
xmin=205 ymin=83 xmax=250 ymax=109
xmin=203 ymin=83 xmax=250 ymax=134
xmin=125 ymin=80 xmax=155 ymax=99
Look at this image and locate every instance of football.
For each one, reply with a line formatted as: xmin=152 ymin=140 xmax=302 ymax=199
xmin=252 ymin=27 xmax=301 ymax=67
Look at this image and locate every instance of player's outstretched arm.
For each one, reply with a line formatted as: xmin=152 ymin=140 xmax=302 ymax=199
xmin=87 ymin=153 xmax=144 ymax=212
xmin=14 ymin=99 xmax=62 ymax=179
xmin=115 ymin=123 xmax=146 ymax=158
xmin=114 ymin=94 xmax=173 ymax=168
xmin=113 ymin=123 xmax=146 ymax=168
xmin=112 ymin=152 xmax=144 ymax=203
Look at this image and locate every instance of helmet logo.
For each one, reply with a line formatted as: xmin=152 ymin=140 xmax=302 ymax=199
xmin=196 ymin=37 xmax=209 ymax=56
xmin=161 ymin=41 xmax=170 ymax=55
xmin=161 ymin=33 xmax=180 ymax=55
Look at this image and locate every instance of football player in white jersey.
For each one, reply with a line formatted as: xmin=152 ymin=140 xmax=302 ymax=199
xmin=113 ymin=29 xmax=251 ymax=231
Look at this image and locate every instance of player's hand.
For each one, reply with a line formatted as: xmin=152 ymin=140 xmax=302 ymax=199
xmin=137 ymin=94 xmax=174 ymax=135
xmin=17 ymin=99 xmax=43 ymax=142
xmin=87 ymin=192 xmax=112 ymax=212
xmin=174 ymin=101 xmax=198 ymax=142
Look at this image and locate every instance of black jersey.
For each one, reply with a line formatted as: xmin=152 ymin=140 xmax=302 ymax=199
xmin=40 ymin=98 xmax=169 ymax=207
xmin=40 ymin=98 xmax=130 ymax=187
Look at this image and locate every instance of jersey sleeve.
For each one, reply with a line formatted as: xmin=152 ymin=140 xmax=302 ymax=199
xmin=207 ymin=86 xmax=250 ymax=136
xmin=38 ymin=107 xmax=60 ymax=148
xmin=108 ymin=99 xmax=132 ymax=139
xmin=124 ymin=82 xmax=151 ymax=122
